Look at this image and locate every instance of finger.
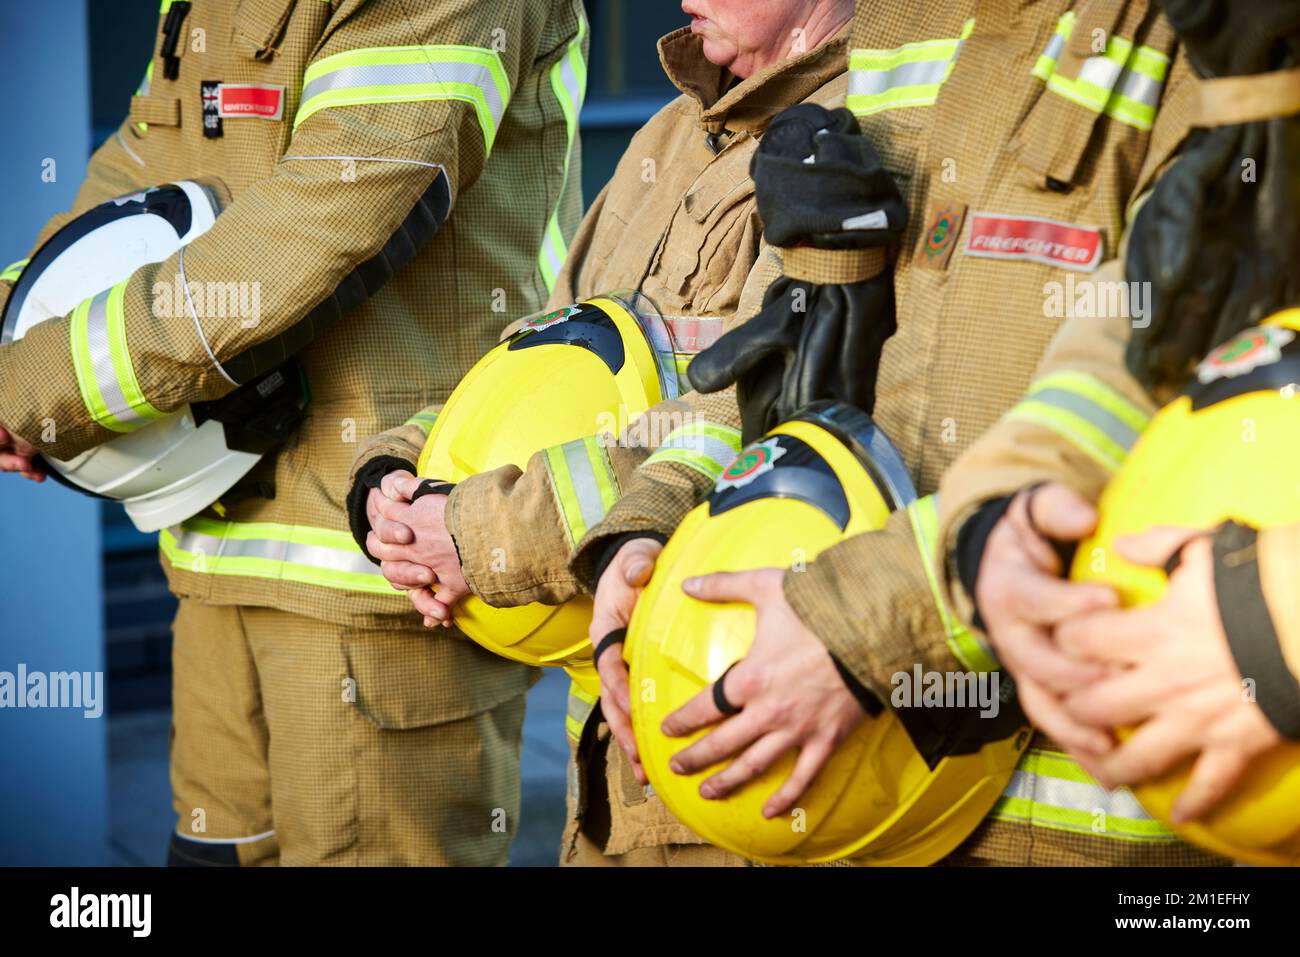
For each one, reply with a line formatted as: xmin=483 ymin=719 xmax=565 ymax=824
xmin=600 ymin=690 xmax=643 ymax=780
xmin=662 ymin=667 xmax=742 ymax=737
xmin=997 ymin=569 xmax=1118 ymax=628
xmin=365 ymin=531 xmax=406 ymax=562
xmin=1017 ymin=676 xmax=1115 ymax=757
xmin=764 ymin=736 xmax=836 ymax=818
xmin=388 ymin=472 xmax=428 ymax=502
xmin=996 ymin=623 xmax=1108 ymax=693
xmin=21 ymin=470 xmax=47 ymax=482
xmin=596 ymin=649 xmax=634 ymax=724
xmin=1027 ymin=482 xmax=1099 ymax=543
xmin=1063 ymin=665 xmax=1175 ymax=728
xmin=380 ymin=559 xmax=433 ymax=589
xmin=375 ymin=492 xmax=418 ymax=524
xmin=379 ymin=469 xmax=416 ymax=501
xmin=1090 ymin=709 xmax=1201 ymax=790
xmin=432 ymin=578 xmax=469 ymax=609
xmin=1114 ymin=525 xmax=1206 ymax=570
xmin=670 ymin=707 xmax=767 ymax=776
xmin=408 ymin=586 xmax=453 ymax=623
xmin=1171 ymin=745 xmax=1252 ymax=823
xmin=0 ymin=452 xmax=36 ymax=473
xmin=1055 ymin=605 xmax=1168 ymax=664
xmin=681 ymin=568 xmax=771 ymax=605
xmin=373 ymin=516 xmax=414 ymax=545
xmin=697 ymin=729 xmax=796 ymax=800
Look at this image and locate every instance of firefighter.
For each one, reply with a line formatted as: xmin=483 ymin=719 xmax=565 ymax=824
xmin=347 ymin=0 xmax=857 ymax=865
xmin=934 ymin=0 xmax=1300 ymax=850
xmin=0 ymin=0 xmax=586 ymax=866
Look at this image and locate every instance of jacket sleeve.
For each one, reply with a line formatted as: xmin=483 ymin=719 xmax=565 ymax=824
xmin=935 ymin=262 xmax=1158 ymax=629
xmin=561 ymin=246 xmax=792 ymax=590
xmin=0 ymin=0 xmax=559 ymax=458
xmin=444 ymin=244 xmax=785 ymax=606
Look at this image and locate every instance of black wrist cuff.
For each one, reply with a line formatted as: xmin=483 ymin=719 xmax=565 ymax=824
xmin=585 ymin=531 xmax=669 ymax=592
xmin=955 ymin=495 xmax=1015 ymax=633
xmin=831 ymin=655 xmax=883 ymax=717
xmin=1214 ymin=521 xmax=1300 ymax=741
xmin=410 ymin=479 xmax=455 ymax=502
xmin=346 ymin=455 xmax=416 ymax=564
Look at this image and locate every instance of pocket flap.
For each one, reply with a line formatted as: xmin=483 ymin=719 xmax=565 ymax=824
xmin=342 ymin=626 xmax=531 ymax=729
xmin=232 ymin=0 xmax=298 ymax=60
xmin=130 ymin=95 xmax=182 ymax=127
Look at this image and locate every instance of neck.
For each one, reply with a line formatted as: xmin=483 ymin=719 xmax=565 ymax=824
xmin=732 ymin=0 xmax=850 ymax=78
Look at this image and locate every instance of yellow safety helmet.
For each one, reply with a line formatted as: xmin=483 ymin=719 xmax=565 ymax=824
xmin=417 ymin=292 xmax=677 ymax=695
xmin=1073 ymin=308 xmax=1300 ymax=867
xmin=625 ymin=403 xmax=1030 ymax=865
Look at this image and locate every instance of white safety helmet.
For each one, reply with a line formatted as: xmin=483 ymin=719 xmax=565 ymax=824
xmin=0 ymin=181 xmax=306 ymax=531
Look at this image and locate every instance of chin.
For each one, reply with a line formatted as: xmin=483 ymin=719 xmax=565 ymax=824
xmin=699 ymin=37 xmax=738 ymax=71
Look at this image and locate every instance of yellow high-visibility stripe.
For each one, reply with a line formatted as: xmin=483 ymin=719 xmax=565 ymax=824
xmin=69 ymin=279 xmax=163 ymax=433
xmin=0 ymin=258 xmax=27 ymax=284
xmin=1032 ymin=11 xmax=1169 ymax=131
xmin=537 ymin=16 xmax=588 ymax=292
xmin=643 ymin=421 xmax=743 ymax=480
xmin=545 ymin=435 xmax=622 ymax=546
xmin=1005 ymin=371 xmax=1151 ymax=472
xmin=906 ymin=495 xmax=1000 ymax=674
xmin=847 ymin=18 xmax=975 ymax=118
xmin=160 ymin=517 xmax=391 ymax=594
xmin=992 ymin=749 xmax=1179 ymax=841
xmin=295 ymin=45 xmax=512 ymax=153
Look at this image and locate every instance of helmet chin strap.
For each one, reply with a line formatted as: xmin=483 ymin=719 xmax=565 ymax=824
xmin=1192 ymin=65 xmax=1300 ymax=127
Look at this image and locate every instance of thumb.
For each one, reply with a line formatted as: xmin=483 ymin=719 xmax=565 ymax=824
xmin=1028 ymin=483 xmax=1099 ymax=542
xmin=621 ymin=539 xmax=663 ymax=587
xmin=1115 ymin=525 xmax=1205 ymax=569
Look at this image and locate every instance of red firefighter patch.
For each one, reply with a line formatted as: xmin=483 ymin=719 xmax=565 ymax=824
xmin=964 ymin=212 xmax=1103 ymax=271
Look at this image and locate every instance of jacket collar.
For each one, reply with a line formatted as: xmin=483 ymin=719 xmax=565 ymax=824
xmin=657 ymin=23 xmax=849 ymax=136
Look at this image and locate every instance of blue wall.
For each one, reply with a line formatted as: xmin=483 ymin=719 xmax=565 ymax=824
xmin=0 ymin=0 xmax=109 ymax=866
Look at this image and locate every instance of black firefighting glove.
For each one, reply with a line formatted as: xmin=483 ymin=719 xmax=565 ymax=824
xmin=688 ymin=104 xmax=906 ymax=443
xmin=1125 ymin=0 xmax=1300 ymax=400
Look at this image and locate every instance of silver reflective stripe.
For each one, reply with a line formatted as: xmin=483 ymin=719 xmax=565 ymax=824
xmin=1077 ymin=55 xmax=1124 ymax=92
xmin=1030 ymin=386 xmax=1141 ymax=453
xmin=1119 ymin=69 xmax=1162 ymax=107
xmin=84 ymin=289 xmax=141 ymax=427
xmin=1001 ymin=769 xmax=1168 ymax=840
xmin=172 ymin=526 xmax=381 ymax=578
xmin=848 ymin=54 xmax=958 ymax=97
xmin=555 ymin=48 xmax=582 ymax=120
xmin=562 ymin=440 xmax=612 ymax=534
xmin=1042 ymin=30 xmax=1066 ymax=64
xmin=1002 ymin=769 xmax=1152 ymax=821
xmin=541 ymin=232 xmax=564 ymax=278
xmin=300 ymin=60 xmax=506 ymax=130
xmin=176 ymin=828 xmax=276 ymax=845
xmin=655 ymin=430 xmax=741 ymax=471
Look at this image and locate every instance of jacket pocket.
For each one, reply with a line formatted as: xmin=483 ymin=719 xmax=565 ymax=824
xmin=1009 ymin=0 xmax=1175 ymax=190
xmin=341 ymin=625 xmax=532 ymax=730
xmin=652 ymin=136 xmax=758 ymax=306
